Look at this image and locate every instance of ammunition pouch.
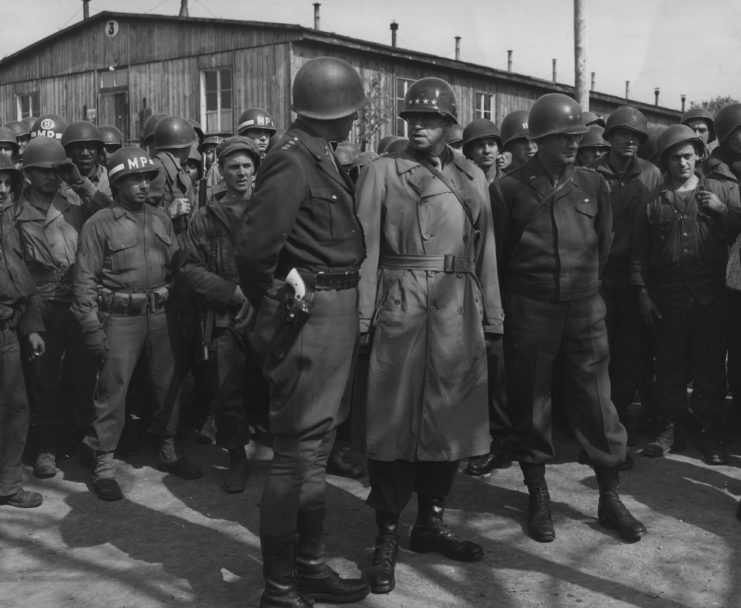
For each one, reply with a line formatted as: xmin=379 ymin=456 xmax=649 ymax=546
xmin=98 ymin=285 xmax=170 ymax=316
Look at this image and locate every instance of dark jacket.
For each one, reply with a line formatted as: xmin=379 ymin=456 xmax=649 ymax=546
xmin=630 ymin=176 xmax=741 ymax=307
xmin=589 ymin=155 xmax=662 ymax=286
xmin=235 ymin=119 xmax=365 ymax=306
xmin=490 ymin=155 xmax=612 ymax=301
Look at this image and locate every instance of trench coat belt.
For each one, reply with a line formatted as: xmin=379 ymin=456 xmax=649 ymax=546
xmin=380 ymin=254 xmax=475 ymax=273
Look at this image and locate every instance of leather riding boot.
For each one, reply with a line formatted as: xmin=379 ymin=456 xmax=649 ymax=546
xmin=295 ymin=509 xmax=369 ymax=604
xmin=368 ymin=510 xmax=399 ymax=594
xmin=595 ymin=466 xmax=647 ymax=542
xmin=410 ymin=496 xmax=483 ymax=561
xmin=259 ymin=532 xmax=312 ymax=608
xmin=520 ymin=462 xmax=555 ymax=542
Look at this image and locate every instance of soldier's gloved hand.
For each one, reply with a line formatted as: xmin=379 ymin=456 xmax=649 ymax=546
xmin=82 ymin=328 xmax=109 ymax=364
xmin=57 ymin=159 xmax=85 ymax=186
xmin=169 ymin=197 xmax=192 ymax=218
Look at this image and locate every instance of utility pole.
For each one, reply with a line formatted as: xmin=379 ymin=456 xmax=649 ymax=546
xmin=574 ymin=0 xmax=588 ymax=110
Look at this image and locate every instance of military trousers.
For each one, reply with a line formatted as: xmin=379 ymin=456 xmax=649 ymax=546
xmin=83 ymin=305 xmax=183 ymax=454
xmin=504 ymin=292 xmax=627 ymax=467
xmin=0 ymin=328 xmax=30 ymax=496
xmin=254 ymin=286 xmax=358 ymax=536
xmin=653 ymin=297 xmax=727 ymax=425
xmin=366 ymin=459 xmax=459 ymax=514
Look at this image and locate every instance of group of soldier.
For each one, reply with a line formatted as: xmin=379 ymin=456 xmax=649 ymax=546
xmin=1 ymin=55 xmax=741 ymax=607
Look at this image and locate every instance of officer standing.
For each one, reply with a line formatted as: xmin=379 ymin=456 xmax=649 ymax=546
xmin=491 ymin=93 xmax=646 ymax=544
xmin=13 ymin=137 xmax=94 ymax=479
xmin=356 ymin=77 xmax=503 ymax=594
xmin=236 ymin=56 xmax=369 ymax=607
xmin=176 ymin=136 xmax=268 ymax=494
xmin=59 ymin=121 xmax=114 ymax=212
xmin=73 ymin=147 xmax=202 ymax=501
xmin=0 ymin=169 xmax=45 ymax=508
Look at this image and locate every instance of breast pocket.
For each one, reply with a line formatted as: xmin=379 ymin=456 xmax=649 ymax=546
xmin=107 ymin=237 xmax=139 ymax=272
xmin=574 ymin=198 xmax=596 ymax=219
xmin=309 ymin=186 xmax=357 ymax=243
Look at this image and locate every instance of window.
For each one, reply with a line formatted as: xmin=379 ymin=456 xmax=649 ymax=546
xmin=200 ymin=68 xmax=233 ymax=133
xmin=395 ymin=77 xmax=414 ymax=137
xmin=16 ymin=91 xmax=40 ymax=119
xmin=475 ymin=92 xmax=495 ymax=121
xmin=99 ymin=67 xmax=129 ymax=90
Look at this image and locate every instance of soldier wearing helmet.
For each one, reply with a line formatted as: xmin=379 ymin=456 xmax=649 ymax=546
xmin=576 ymin=125 xmax=609 ymax=166
xmin=0 ymin=127 xmax=20 ymax=166
xmin=98 ymin=125 xmax=124 ymax=161
xmin=236 ymin=56 xmax=369 ymax=607
xmin=499 ymin=109 xmax=538 ymax=174
xmin=72 ymin=147 xmax=202 ymax=502
xmin=147 ymin=116 xmax=198 ymax=232
xmin=590 ymin=106 xmax=662 ymax=447
xmin=59 ymin=121 xmax=114 ymax=212
xmin=461 ymin=118 xmax=504 ymax=183
xmin=356 ymin=76 xmax=502 ymax=594
xmin=491 ymin=93 xmax=646 ymax=545
xmin=30 ymin=114 xmax=67 ymax=141
xmin=681 ymin=107 xmax=716 ymax=152
xmin=139 ymin=113 xmax=167 ymax=152
xmin=176 ymin=136 xmax=269 ymax=494
xmin=444 ymin=123 xmax=463 ymax=149
xmin=4 ymin=120 xmax=32 ymax=161
xmin=704 ymin=102 xmax=741 ymax=467
xmin=632 ymin=124 xmax=741 ymax=469
xmin=0 ymin=158 xmax=45 ymax=509
xmin=12 ymin=137 xmax=95 ymax=481
xmin=236 ymin=108 xmax=277 ymax=157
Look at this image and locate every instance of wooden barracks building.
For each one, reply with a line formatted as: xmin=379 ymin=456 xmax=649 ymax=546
xmin=0 ymin=4 xmax=681 ymax=149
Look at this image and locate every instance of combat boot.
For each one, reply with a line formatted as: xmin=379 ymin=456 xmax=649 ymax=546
xmin=368 ymin=510 xmax=399 ymax=594
xmin=295 ymin=509 xmax=369 ymax=603
xmin=643 ymin=414 xmax=685 ymax=457
xmin=595 ymin=466 xmax=647 ymax=542
xmin=410 ymin=496 xmax=483 ymax=561
xmin=260 ymin=532 xmax=312 ymax=608
xmin=222 ymin=447 xmax=248 ymax=493
xmin=520 ymin=462 xmax=555 ymax=542
xmin=698 ymin=425 xmax=728 ymax=466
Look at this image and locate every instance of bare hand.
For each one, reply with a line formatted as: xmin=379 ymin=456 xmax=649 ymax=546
xmin=58 ymin=159 xmax=84 ymax=186
xmin=638 ymin=292 xmax=662 ymax=329
xmin=697 ymin=190 xmax=725 ymax=215
xmin=27 ymin=332 xmax=45 ymax=358
xmin=169 ymin=197 xmax=192 ymax=218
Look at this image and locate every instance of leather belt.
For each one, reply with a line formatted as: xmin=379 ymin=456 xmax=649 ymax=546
xmin=311 ymin=269 xmax=360 ymax=290
xmin=98 ymin=286 xmax=170 ymax=316
xmin=380 ymin=254 xmax=475 ymax=273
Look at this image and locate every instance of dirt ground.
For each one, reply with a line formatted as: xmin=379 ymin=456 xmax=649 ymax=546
xmin=3 ymin=424 xmax=741 ymax=608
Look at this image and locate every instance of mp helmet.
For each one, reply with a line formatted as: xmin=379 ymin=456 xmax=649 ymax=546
xmin=237 ymin=108 xmax=277 ymax=135
xmin=291 ymin=57 xmax=368 ymax=120
xmin=528 ymin=94 xmax=588 ymax=140
xmin=107 ymin=147 xmax=160 ymax=185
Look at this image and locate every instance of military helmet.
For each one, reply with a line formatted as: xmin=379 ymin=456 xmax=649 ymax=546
xmin=199 ymin=133 xmax=229 ymax=150
xmin=583 ymin=111 xmax=606 ymax=128
xmin=237 ymin=108 xmax=277 ymax=135
xmin=400 ymin=77 xmax=457 ymax=123
xmin=713 ymin=103 xmax=741 ymax=145
xmin=0 ymin=126 xmax=19 ymax=150
xmin=99 ymin=125 xmax=124 ymax=150
xmin=603 ymin=106 xmax=649 ymax=142
xmin=187 ymin=145 xmax=202 ymax=165
xmin=579 ymin=125 xmax=610 ymax=150
xmin=291 ymin=57 xmax=369 ymax=121
xmin=152 ymin=116 xmax=198 ymax=150
xmin=31 ymin=114 xmax=67 ymax=140
xmin=500 ymin=110 xmax=531 ymax=148
xmin=107 ymin=147 xmax=160 ymax=185
xmin=140 ymin=113 xmax=168 ymax=147
xmin=444 ymin=124 xmax=463 ymax=147
xmin=637 ymin=126 xmax=666 ymax=165
xmin=187 ymin=118 xmax=204 ymax=143
xmin=21 ymin=116 xmax=37 ymax=132
xmin=528 ymin=94 xmax=588 ymax=140
xmin=681 ymin=107 xmax=715 ymax=143
xmin=4 ymin=121 xmax=30 ymax=141
xmin=462 ymin=119 xmax=502 ymax=151
xmin=61 ymin=121 xmax=104 ymax=149
xmin=22 ymin=137 xmax=67 ymax=169
xmin=656 ymin=124 xmax=704 ymax=166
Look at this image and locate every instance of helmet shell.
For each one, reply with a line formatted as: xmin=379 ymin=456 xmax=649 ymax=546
xmin=713 ymin=103 xmax=741 ymax=144
xmin=0 ymin=153 xmax=21 ymax=181
xmin=140 ymin=113 xmax=168 ymax=147
xmin=500 ymin=110 xmax=531 ymax=148
xmin=528 ymin=93 xmax=588 ymax=140
xmin=99 ymin=125 xmax=124 ymax=149
xmin=22 ymin=137 xmax=67 ymax=169
xmin=4 ymin=121 xmax=30 ymax=140
xmin=30 ymin=114 xmax=67 ymax=140
xmin=107 ymin=147 xmax=160 ymax=185
xmin=291 ymin=57 xmax=368 ymax=120
xmin=583 ymin=111 xmax=606 ymax=128
xmin=462 ymin=118 xmax=502 ymax=150
xmin=400 ymin=77 xmax=457 ymax=123
xmin=0 ymin=126 xmax=19 ymax=149
xmin=62 ymin=121 xmax=104 ymax=148
xmin=237 ymin=108 xmax=276 ymax=135
xmin=603 ymin=106 xmax=649 ymax=142
xmin=579 ymin=125 xmax=610 ymax=150
xmin=152 ymin=116 xmax=198 ymax=150
xmin=656 ymin=124 xmax=704 ymax=166
xmin=681 ymin=107 xmax=715 ymax=142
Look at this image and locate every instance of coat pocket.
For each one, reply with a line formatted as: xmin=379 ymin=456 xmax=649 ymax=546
xmin=309 ymin=186 xmax=356 ymax=242
xmin=107 ymin=237 xmax=139 ymax=272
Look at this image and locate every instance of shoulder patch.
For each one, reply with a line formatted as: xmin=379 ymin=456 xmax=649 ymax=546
xmin=280 ymin=137 xmax=299 ymax=151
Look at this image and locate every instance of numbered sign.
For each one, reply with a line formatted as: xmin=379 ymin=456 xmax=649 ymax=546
xmin=104 ymin=20 xmax=119 ymax=38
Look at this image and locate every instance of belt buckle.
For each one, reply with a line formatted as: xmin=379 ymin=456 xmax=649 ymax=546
xmin=148 ymin=293 xmax=157 ymax=311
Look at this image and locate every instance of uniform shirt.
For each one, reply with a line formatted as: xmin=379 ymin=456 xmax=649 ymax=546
xmin=490 ymin=155 xmax=612 ymax=301
xmin=148 ymin=151 xmax=195 ymax=235
xmin=64 ymin=163 xmax=114 ymax=212
xmin=630 ymin=176 xmax=741 ymax=307
xmin=72 ymin=202 xmax=178 ymax=326
xmin=0 ymin=206 xmax=43 ymax=334
xmin=236 ymin=119 xmax=365 ymax=306
xmin=14 ymin=188 xmax=86 ymax=302
xmin=589 ymin=154 xmax=662 ymax=287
